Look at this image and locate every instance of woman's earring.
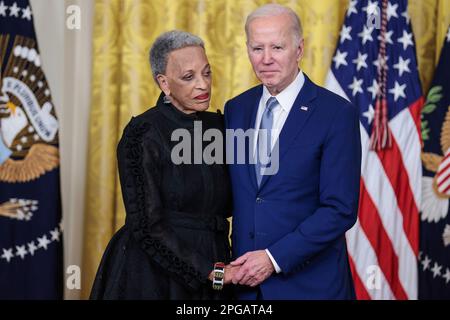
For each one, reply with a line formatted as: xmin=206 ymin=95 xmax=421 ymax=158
xmin=163 ymin=95 xmax=171 ymax=104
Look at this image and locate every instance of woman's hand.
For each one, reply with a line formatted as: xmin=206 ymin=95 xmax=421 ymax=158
xmin=208 ymin=264 xmax=240 ymax=285
xmin=224 ymin=264 xmax=240 ymax=284
xmin=208 ymin=270 xmax=214 ymax=281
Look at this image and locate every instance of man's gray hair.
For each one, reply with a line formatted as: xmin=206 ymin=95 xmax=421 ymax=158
xmin=149 ymin=30 xmax=205 ymax=81
xmin=245 ymin=4 xmax=303 ymax=44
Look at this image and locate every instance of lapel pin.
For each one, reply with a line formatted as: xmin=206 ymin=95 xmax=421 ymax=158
xmin=300 ymin=106 xmax=308 ymax=111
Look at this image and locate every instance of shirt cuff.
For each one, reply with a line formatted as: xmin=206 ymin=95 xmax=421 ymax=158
xmin=265 ymin=249 xmax=282 ymax=273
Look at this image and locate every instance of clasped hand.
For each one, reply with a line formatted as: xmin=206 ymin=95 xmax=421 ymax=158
xmin=209 ymin=250 xmax=275 ymax=287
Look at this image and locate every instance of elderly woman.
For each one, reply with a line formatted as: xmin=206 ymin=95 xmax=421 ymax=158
xmin=90 ymin=30 xmax=234 ymax=299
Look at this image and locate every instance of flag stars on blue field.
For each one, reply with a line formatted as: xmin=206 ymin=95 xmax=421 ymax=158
xmin=401 ymin=10 xmax=410 ymax=24
xmin=386 ymin=2 xmax=399 ymax=21
xmin=0 ymin=229 xmax=61 ymax=263
xmin=373 ymin=54 xmax=389 ymax=70
xmin=21 ymin=5 xmax=31 ymax=20
xmin=389 ymin=81 xmax=407 ymax=101
xmin=28 ymin=241 xmax=37 ymax=256
xmin=358 ymin=25 xmax=374 ymax=45
xmin=330 ymin=1 xmax=421 ymax=132
xmin=367 ymin=80 xmax=379 ymax=100
xmin=333 ymin=50 xmax=348 ymax=69
xmin=398 ymin=30 xmax=414 ymax=50
xmin=419 ymin=253 xmax=450 ymax=285
xmin=393 ymin=56 xmax=411 ymax=76
xmin=353 ymin=52 xmax=368 ymax=71
xmin=347 ymin=0 xmax=357 ymax=17
xmin=443 ymin=269 xmax=450 ymax=284
xmin=0 ymin=1 xmax=7 ymax=16
xmin=50 ymin=228 xmax=61 ymax=242
xmin=340 ymin=25 xmax=352 ymax=43
xmin=362 ymin=0 xmax=378 ymax=16
xmin=8 ymin=1 xmax=19 ymax=17
xmin=363 ymin=104 xmax=375 ymax=125
xmin=1 ymin=248 xmax=14 ymax=262
xmin=421 ymin=254 xmax=431 ymax=271
xmin=349 ymin=77 xmax=364 ymax=96
xmin=378 ymin=30 xmax=394 ymax=45
xmin=15 ymin=245 xmax=27 ymax=259
xmin=37 ymin=235 xmax=50 ymax=250
xmin=0 ymin=1 xmax=32 ymax=20
xmin=431 ymin=262 xmax=442 ymax=279
xmin=356 ymin=0 xmax=403 ymax=21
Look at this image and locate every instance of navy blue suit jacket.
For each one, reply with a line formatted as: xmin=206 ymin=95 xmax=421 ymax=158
xmin=224 ymin=74 xmax=362 ymax=299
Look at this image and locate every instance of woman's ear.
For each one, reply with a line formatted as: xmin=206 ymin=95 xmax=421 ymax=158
xmin=156 ymin=74 xmax=170 ymax=96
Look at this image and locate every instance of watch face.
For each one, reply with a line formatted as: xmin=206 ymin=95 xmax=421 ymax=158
xmin=214 ymin=269 xmax=224 ymax=276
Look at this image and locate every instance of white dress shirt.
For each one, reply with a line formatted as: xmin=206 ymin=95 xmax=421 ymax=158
xmin=253 ymin=70 xmax=305 ymax=153
xmin=253 ymin=70 xmax=305 ymax=274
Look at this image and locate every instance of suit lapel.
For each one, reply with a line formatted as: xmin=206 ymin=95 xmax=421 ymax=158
xmin=258 ymin=75 xmax=318 ymax=190
xmin=245 ymin=86 xmax=262 ymax=191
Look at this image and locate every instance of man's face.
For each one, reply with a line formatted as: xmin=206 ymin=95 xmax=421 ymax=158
xmin=246 ymin=14 xmax=304 ymax=95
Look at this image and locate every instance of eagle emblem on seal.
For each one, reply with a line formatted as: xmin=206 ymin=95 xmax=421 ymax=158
xmin=421 ymin=85 xmax=450 ymax=247
xmin=0 ymin=35 xmax=59 ymax=184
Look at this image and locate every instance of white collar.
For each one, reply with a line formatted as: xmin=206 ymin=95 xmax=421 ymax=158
xmin=261 ymin=70 xmax=305 ymax=112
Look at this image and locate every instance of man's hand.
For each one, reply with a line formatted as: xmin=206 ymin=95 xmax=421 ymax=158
xmin=230 ymin=250 xmax=275 ymax=287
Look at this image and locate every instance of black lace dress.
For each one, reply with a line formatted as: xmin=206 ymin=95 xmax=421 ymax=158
xmin=90 ymin=95 xmax=232 ymax=300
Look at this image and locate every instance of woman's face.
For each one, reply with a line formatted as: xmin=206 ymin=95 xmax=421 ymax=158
xmin=157 ymin=46 xmax=211 ymax=114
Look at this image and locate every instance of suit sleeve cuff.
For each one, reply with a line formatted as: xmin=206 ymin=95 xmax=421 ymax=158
xmin=265 ymin=249 xmax=282 ymax=273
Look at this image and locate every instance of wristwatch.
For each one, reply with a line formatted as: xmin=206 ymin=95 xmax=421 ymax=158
xmin=212 ymin=262 xmax=225 ymax=290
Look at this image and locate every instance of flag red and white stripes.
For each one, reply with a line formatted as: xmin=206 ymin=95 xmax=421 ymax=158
xmin=325 ymin=0 xmax=423 ymax=299
xmin=327 ymin=71 xmax=422 ymax=300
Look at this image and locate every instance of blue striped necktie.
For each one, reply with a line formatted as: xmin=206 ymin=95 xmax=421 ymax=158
xmin=255 ymin=96 xmax=279 ymax=186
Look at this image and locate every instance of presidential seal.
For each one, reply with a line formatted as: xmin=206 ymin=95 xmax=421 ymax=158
xmin=0 ymin=35 xmax=59 ymax=183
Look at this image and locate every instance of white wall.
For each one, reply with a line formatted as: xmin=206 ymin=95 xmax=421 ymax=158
xmin=30 ymin=0 xmax=93 ymax=300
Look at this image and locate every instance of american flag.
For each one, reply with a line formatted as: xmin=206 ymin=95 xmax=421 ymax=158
xmin=325 ymin=0 xmax=424 ymax=299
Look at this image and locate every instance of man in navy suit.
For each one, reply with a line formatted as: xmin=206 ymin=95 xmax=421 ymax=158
xmin=224 ymin=4 xmax=362 ymax=299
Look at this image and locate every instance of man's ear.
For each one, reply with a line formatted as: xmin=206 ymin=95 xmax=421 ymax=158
xmin=156 ymin=74 xmax=170 ymax=96
xmin=297 ymin=38 xmax=305 ymax=62
xmin=246 ymin=41 xmax=252 ymax=58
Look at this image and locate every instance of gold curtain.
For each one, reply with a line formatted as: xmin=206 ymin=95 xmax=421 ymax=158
xmin=81 ymin=0 xmax=450 ymax=298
